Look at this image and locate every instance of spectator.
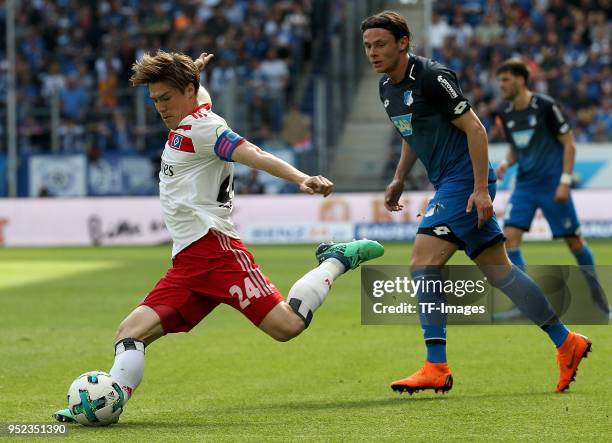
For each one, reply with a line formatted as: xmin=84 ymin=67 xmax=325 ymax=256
xmin=60 ymin=74 xmax=90 ymax=121
xmin=257 ymin=48 xmax=289 ymax=133
xmin=450 ymin=11 xmax=473 ymax=48
xmin=429 ymin=12 xmax=452 ymax=50
xmin=281 ymin=105 xmax=312 ymax=152
xmin=475 ymin=13 xmax=503 ymax=44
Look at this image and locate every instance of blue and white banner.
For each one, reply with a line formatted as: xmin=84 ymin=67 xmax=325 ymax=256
xmin=243 ymin=222 xmax=354 ymax=244
xmin=355 ymin=223 xmax=419 ymax=241
xmin=28 ymin=154 xmax=87 ymax=197
xmin=88 ymin=155 xmax=155 ymax=196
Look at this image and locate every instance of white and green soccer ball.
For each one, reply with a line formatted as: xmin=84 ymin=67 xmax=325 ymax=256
xmin=67 ymin=371 xmax=124 ymax=426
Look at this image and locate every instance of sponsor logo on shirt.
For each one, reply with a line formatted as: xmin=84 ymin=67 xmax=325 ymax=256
xmin=436 ymin=75 xmax=458 ymax=99
xmin=391 ymin=114 xmax=413 ymax=136
xmin=511 ymin=129 xmax=535 ymax=149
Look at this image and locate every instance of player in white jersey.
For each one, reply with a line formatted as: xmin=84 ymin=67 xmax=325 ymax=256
xmin=53 ymin=50 xmax=384 ymax=423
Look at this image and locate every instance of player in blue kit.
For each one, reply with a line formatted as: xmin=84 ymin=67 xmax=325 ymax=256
xmin=495 ymin=59 xmax=610 ymax=319
xmin=361 ymin=11 xmax=592 ymax=394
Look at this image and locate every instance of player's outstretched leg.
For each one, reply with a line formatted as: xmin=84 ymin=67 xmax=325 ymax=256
xmin=282 ymin=239 xmax=384 ymax=329
xmin=54 ymin=306 xmax=161 ymax=423
xmin=477 ymin=242 xmax=592 ymax=392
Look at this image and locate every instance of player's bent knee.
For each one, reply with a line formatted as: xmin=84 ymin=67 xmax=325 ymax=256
xmin=410 ymin=235 xmax=457 ymax=270
xmin=115 ymin=305 xmax=164 ymax=345
xmin=269 ymin=314 xmax=305 ymax=342
xmin=504 ymin=227 xmax=523 ymax=248
xmin=564 ymin=236 xmax=584 ymax=252
xmin=259 ymin=304 xmax=305 ymax=342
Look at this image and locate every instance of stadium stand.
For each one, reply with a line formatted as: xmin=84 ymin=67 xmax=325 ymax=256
xmin=0 ymin=0 xmax=609 ymax=194
xmin=0 ymin=0 xmax=312 ymax=194
xmin=431 ymin=0 xmax=611 ymax=142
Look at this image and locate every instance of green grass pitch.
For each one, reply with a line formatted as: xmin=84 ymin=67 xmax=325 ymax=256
xmin=1 ymin=241 xmax=610 ymax=441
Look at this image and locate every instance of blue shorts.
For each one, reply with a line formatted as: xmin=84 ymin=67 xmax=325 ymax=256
xmin=417 ymin=182 xmax=505 ymax=259
xmin=504 ymin=185 xmax=581 ymax=238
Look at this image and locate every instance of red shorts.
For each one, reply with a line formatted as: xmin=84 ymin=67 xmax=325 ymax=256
xmin=141 ymin=230 xmax=284 ymax=333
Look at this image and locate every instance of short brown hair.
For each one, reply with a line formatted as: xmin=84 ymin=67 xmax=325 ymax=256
xmin=130 ymin=50 xmax=199 ymax=93
xmin=361 ymin=10 xmax=411 ymax=49
xmin=496 ymin=59 xmax=530 ymax=84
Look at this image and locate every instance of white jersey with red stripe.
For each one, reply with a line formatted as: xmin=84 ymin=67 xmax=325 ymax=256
xmin=160 ymin=103 xmax=246 ymax=257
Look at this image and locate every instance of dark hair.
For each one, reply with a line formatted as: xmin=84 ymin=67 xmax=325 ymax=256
xmin=361 ymin=10 xmax=411 ymax=47
xmin=130 ymin=50 xmax=199 ymax=93
xmin=496 ymin=59 xmax=530 ymax=84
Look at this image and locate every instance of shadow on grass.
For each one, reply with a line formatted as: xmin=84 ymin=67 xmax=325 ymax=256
xmin=241 ymin=390 xmax=556 ymax=411
xmin=59 ymin=391 xmax=560 ymax=433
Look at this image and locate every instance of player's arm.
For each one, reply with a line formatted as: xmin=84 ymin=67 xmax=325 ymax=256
xmin=422 ymin=67 xmax=494 ymax=227
xmin=231 ymin=141 xmax=333 ymax=196
xmin=452 ymin=110 xmax=494 ymax=227
xmin=555 ymin=130 xmax=576 ymax=203
xmin=385 ymin=139 xmax=417 ymax=212
xmin=494 ymin=115 xmax=517 ymax=180
xmin=545 ymin=100 xmax=575 ymax=204
xmin=194 ymin=52 xmax=214 ymax=106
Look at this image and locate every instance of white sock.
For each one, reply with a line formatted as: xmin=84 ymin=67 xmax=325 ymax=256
xmin=109 ymin=338 xmax=145 ymax=404
xmin=287 ymin=258 xmax=345 ymax=327
xmin=319 ymin=257 xmax=346 ymax=277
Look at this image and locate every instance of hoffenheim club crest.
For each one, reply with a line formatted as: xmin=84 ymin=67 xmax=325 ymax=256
xmin=404 ymin=90 xmax=413 ymax=107
xmin=529 ymin=114 xmax=537 ymax=127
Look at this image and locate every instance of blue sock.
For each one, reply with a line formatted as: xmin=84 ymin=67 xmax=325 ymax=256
xmin=573 ymin=244 xmax=595 ymax=266
xmin=413 ymin=268 xmax=447 ymax=363
xmin=492 ymin=265 xmax=569 ymax=347
xmin=573 ymin=245 xmax=610 ymax=315
xmin=541 ymin=322 xmax=570 ymax=348
xmin=507 ymin=248 xmax=526 ymax=270
xmin=426 ymin=338 xmax=447 ymax=363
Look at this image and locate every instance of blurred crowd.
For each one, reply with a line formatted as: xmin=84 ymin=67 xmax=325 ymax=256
xmin=1 ymin=0 xmax=610 ymax=194
xmin=431 ymin=0 xmax=611 ymax=143
xmin=0 ymin=0 xmax=312 ymax=165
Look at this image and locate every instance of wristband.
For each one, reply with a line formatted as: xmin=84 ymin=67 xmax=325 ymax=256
xmin=560 ymin=173 xmax=572 ymax=185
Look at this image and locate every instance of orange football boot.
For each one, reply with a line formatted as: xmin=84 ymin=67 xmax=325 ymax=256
xmin=556 ymin=332 xmax=592 ymax=392
xmin=391 ymin=361 xmax=453 ymax=395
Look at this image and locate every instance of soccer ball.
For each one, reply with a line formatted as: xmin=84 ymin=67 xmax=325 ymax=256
xmin=67 ymin=371 xmax=124 ymax=426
